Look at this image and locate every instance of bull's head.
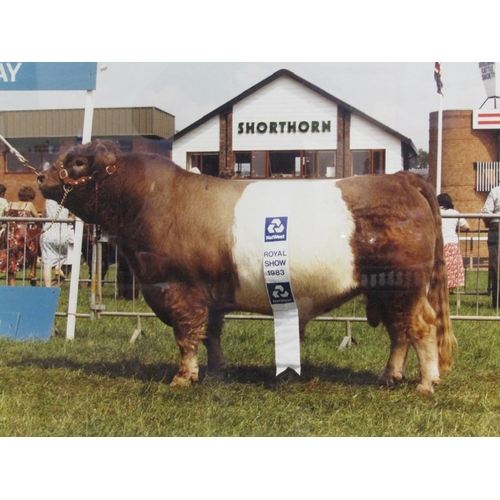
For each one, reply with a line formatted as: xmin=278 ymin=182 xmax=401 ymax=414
xmin=38 ymin=139 xmax=121 ymax=222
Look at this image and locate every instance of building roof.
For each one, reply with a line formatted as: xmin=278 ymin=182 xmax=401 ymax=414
xmin=0 ymin=107 xmax=175 ymax=140
xmin=173 ymin=68 xmax=417 ymax=155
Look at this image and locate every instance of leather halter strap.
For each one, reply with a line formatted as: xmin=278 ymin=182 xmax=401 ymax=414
xmin=58 ymin=164 xmax=117 ymax=187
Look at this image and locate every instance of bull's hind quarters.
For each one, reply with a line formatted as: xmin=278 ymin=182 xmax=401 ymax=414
xmin=37 ymin=140 xmax=454 ymax=394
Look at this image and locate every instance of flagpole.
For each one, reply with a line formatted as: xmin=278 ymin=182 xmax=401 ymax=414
xmin=434 ymin=62 xmax=444 ymax=195
xmin=436 ymin=91 xmax=443 ymax=195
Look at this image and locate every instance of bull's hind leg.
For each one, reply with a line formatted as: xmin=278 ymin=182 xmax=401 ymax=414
xmin=408 ymin=296 xmax=441 ymax=395
xmin=378 ymin=328 xmax=411 ymax=387
xmin=367 ymin=294 xmax=410 ymax=386
xmin=380 ymin=293 xmax=440 ymax=394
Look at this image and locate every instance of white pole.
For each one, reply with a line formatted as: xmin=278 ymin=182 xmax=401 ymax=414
xmin=436 ymin=92 xmax=443 ymax=195
xmin=65 ymin=89 xmax=94 ymax=340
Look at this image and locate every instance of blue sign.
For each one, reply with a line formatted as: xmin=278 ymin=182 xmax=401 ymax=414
xmin=0 ymin=286 xmax=61 ymax=340
xmin=265 ymin=216 xmax=288 ymax=242
xmin=0 ymin=62 xmax=97 ymax=91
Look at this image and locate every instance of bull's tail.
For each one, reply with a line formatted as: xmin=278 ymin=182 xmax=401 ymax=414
xmin=399 ymin=172 xmax=457 ymax=372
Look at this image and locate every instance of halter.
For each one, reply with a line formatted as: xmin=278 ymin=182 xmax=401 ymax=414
xmin=57 ymin=162 xmax=118 ymax=226
xmin=58 ymin=163 xmax=117 ymax=188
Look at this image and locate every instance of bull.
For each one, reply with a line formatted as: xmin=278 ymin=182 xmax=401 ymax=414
xmin=37 ymin=140 xmax=455 ymax=394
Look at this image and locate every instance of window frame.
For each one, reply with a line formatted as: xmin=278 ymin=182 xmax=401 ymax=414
xmin=188 ymin=152 xmax=220 ymax=176
xmin=234 ymin=149 xmax=337 ymax=179
xmin=352 ymin=149 xmax=386 ymax=176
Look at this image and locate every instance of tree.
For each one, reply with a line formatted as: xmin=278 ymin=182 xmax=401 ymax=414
xmin=410 ymin=149 xmax=429 ymax=170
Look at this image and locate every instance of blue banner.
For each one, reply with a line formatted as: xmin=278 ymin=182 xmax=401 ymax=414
xmin=0 ymin=62 xmax=97 ymax=91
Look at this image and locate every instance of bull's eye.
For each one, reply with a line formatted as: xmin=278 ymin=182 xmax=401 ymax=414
xmin=75 ymin=160 xmax=85 ymax=167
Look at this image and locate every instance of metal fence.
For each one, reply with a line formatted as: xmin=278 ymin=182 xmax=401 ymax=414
xmin=1 ymin=213 xmax=500 ymax=342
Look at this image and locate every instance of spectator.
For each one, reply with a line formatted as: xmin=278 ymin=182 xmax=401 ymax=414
xmin=437 ymin=193 xmax=469 ymax=291
xmin=41 ymin=199 xmax=74 ymax=287
xmin=0 ymin=184 xmax=8 ymax=217
xmin=481 ymin=184 xmax=500 ymax=307
xmin=0 ymin=186 xmax=40 ymax=286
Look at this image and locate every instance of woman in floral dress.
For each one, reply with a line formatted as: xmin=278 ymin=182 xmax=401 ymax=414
xmin=0 ymin=186 xmax=40 ymax=286
xmin=438 ymin=193 xmax=469 ymax=290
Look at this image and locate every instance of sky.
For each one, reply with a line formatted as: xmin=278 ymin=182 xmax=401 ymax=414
xmin=0 ymin=62 xmax=493 ymax=152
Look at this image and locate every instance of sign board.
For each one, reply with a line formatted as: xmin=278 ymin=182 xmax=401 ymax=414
xmin=472 ymin=109 xmax=500 ymax=129
xmin=479 ymin=62 xmax=498 ymax=98
xmin=0 ymin=287 xmax=61 ymax=340
xmin=0 ymin=62 xmax=97 ymax=91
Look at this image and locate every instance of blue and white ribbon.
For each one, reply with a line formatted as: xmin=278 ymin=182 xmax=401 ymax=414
xmin=263 ymin=210 xmax=300 ymax=375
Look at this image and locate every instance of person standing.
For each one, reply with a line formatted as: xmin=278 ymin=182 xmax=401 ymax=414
xmin=481 ymin=185 xmax=500 ymax=307
xmin=438 ymin=193 xmax=469 ymax=291
xmin=0 ymin=184 xmax=8 ymax=217
xmin=41 ymin=199 xmax=74 ymax=287
xmin=0 ymin=186 xmax=40 ymax=286
xmin=0 ymin=184 xmax=8 ymax=244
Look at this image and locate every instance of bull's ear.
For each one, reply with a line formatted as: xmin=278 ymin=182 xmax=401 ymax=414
xmin=92 ymin=140 xmax=121 ymax=170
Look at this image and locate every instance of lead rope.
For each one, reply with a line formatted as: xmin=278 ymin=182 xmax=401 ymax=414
xmin=0 ymin=133 xmax=72 ymax=247
xmin=0 ymin=133 xmax=41 ymax=177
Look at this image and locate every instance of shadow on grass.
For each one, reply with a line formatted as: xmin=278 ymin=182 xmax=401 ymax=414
xmin=7 ymin=356 xmax=380 ymax=388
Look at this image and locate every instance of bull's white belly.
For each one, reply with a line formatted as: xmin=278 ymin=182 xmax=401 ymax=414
xmin=232 ymin=180 xmax=358 ymax=318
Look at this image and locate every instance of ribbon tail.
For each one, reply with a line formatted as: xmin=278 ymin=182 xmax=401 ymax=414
xmin=274 ymin=308 xmax=301 ymax=376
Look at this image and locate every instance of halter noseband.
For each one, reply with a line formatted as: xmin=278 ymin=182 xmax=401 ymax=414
xmin=58 ymin=163 xmax=117 ymax=187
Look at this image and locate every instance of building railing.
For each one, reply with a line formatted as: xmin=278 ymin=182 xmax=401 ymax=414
xmin=475 ymin=162 xmax=500 ymax=192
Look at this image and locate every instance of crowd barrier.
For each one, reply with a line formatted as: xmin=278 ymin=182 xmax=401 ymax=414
xmin=1 ymin=213 xmax=500 ymax=343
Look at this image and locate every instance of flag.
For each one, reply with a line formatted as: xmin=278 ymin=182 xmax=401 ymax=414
xmin=434 ymin=62 xmax=443 ymax=95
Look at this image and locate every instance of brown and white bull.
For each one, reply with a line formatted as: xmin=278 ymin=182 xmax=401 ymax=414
xmin=37 ymin=140 xmax=455 ymax=394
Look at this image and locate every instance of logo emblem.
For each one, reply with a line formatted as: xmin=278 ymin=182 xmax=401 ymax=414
xmin=264 ymin=217 xmax=288 ymax=242
xmin=267 ymin=282 xmax=294 ymax=305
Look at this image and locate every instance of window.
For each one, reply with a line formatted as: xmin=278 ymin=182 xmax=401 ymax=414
xmin=352 ymin=150 xmax=385 ymax=175
xmin=305 ymin=150 xmax=336 ymax=178
xmin=189 ymin=153 xmax=220 ymax=177
xmin=372 ymin=150 xmax=385 ymax=174
xmin=4 ymin=139 xmax=60 ymax=173
xmin=234 ymin=150 xmax=336 ymax=179
xmin=251 ymin=152 xmax=266 ymax=178
xmin=269 ymin=151 xmax=301 ymax=177
xmin=235 ymin=152 xmax=251 ymax=177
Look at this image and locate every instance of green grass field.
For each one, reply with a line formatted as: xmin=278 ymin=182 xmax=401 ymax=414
xmin=1 ymin=268 xmax=500 ymax=437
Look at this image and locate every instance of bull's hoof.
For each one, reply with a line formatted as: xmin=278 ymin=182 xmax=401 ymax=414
xmin=377 ymin=372 xmax=403 ymax=387
xmin=415 ymin=383 xmax=435 ymax=395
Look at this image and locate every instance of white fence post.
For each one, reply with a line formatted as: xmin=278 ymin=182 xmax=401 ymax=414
xmin=65 ymin=89 xmax=94 ymax=340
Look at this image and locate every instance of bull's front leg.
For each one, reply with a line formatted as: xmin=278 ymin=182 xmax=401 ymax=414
xmin=203 ymin=312 xmax=227 ymax=379
xmin=171 ymin=324 xmax=204 ymax=387
xmin=166 ymin=287 xmax=212 ymax=388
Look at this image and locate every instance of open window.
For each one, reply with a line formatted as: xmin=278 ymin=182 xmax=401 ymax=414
xmin=188 ymin=153 xmax=220 ymax=176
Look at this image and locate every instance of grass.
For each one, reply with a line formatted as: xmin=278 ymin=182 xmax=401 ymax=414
xmin=1 ymin=269 xmax=500 ymax=436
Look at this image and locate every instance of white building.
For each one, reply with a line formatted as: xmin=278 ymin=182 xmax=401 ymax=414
xmin=173 ymin=69 xmax=416 ymax=179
